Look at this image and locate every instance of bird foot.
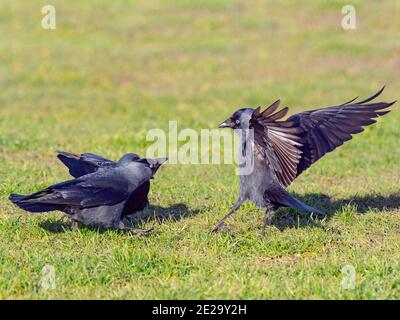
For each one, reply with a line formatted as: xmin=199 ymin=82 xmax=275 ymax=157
xmin=259 ymin=228 xmax=267 ymax=237
xmin=132 ymin=227 xmax=154 ymax=237
xmin=311 ymin=211 xmax=326 ymax=219
xmin=211 ymin=223 xmax=231 ymax=233
xmin=118 ymin=221 xmax=153 ymax=236
xmin=71 ymin=221 xmax=79 ymax=231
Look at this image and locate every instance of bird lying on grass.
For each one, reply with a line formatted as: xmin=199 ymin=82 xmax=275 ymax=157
xmin=213 ymin=87 xmax=396 ymax=234
xmin=9 ymin=153 xmax=167 ymax=234
xmin=56 ymin=151 xmax=150 ymax=219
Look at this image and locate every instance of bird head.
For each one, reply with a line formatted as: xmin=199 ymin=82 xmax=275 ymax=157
xmin=138 ymin=157 xmax=168 ymax=177
xmin=219 ymin=108 xmax=255 ymax=130
xmin=118 ymin=153 xmax=141 ymax=165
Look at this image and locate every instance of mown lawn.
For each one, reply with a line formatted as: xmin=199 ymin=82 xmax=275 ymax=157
xmin=0 ymin=0 xmax=399 ymax=299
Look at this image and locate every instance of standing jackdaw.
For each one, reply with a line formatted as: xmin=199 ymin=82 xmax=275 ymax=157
xmin=9 ymin=154 xmax=167 ymax=233
xmin=213 ymin=87 xmax=395 ymax=234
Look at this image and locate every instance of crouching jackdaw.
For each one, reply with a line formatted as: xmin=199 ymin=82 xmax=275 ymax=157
xmin=9 ymin=154 xmax=167 ymax=233
xmin=55 ymin=151 xmax=150 ymax=219
xmin=213 ymin=87 xmax=395 ymax=234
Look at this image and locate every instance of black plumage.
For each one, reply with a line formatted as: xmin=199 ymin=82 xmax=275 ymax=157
xmin=214 ymin=87 xmax=395 ymax=233
xmin=56 ymin=151 xmax=150 ymax=218
xmin=9 ymin=154 xmax=167 ymax=232
xmin=56 ymin=151 xmax=122 ymax=177
xmin=287 ymin=87 xmax=393 ymax=181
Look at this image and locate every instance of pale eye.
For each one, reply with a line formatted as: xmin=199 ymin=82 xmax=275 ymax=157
xmin=235 ymin=120 xmax=240 ymax=124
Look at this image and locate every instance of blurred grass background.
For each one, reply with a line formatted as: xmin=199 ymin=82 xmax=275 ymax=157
xmin=0 ymin=0 xmax=399 ymax=299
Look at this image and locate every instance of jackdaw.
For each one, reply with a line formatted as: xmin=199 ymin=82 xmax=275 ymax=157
xmin=213 ymin=87 xmax=395 ymax=234
xmin=55 ymin=151 xmax=150 ymax=218
xmin=9 ymin=155 xmax=167 ymax=233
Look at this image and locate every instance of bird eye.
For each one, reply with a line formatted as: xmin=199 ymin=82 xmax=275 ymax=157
xmin=235 ymin=120 xmax=240 ymax=124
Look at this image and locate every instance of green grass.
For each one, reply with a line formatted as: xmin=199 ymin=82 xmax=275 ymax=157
xmin=0 ymin=0 xmax=399 ymax=299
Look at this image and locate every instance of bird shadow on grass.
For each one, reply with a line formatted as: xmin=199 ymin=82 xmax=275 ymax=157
xmin=271 ymin=192 xmax=400 ymax=231
xmin=38 ymin=203 xmax=200 ymax=233
xmin=126 ymin=203 xmax=201 ymax=225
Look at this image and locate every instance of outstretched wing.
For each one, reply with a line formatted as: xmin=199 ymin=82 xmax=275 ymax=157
xmin=251 ymin=100 xmax=303 ymax=187
xmin=56 ymin=151 xmax=116 ymax=178
xmin=287 ymin=87 xmax=395 ymax=178
xmin=250 ymin=87 xmax=395 ymax=187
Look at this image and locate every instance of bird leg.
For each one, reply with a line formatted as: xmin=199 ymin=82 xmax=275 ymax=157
xmin=125 ymin=214 xmax=136 ymax=225
xmin=131 ymin=227 xmax=154 ymax=238
xmin=117 ymin=221 xmax=153 ymax=237
xmin=212 ymin=199 xmax=244 ymax=233
xmin=71 ymin=221 xmax=79 ymax=231
xmin=261 ymin=207 xmax=275 ymax=236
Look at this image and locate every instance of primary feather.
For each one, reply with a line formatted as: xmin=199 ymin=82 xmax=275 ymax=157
xmin=251 ymin=87 xmax=395 ymax=186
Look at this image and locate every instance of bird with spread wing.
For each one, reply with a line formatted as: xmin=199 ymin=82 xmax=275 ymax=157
xmin=213 ymin=87 xmax=396 ymax=234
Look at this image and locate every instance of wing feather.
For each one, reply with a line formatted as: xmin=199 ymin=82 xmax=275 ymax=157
xmin=250 ymin=87 xmax=395 ymax=186
xmin=251 ymin=102 xmax=302 ymax=187
xmin=287 ymin=87 xmax=395 ymax=177
xmin=56 ymin=151 xmax=116 ymax=178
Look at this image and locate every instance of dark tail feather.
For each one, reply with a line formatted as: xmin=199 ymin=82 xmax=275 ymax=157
xmin=267 ymin=189 xmax=324 ymax=217
xmin=9 ymin=193 xmax=64 ymax=213
xmin=9 ymin=193 xmax=28 ymax=203
xmin=285 ymin=195 xmax=324 ymax=217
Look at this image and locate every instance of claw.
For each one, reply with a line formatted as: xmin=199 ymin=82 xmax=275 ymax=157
xmin=211 ymin=223 xmax=231 ymax=233
xmin=310 ymin=211 xmax=326 ymax=219
xmin=71 ymin=221 xmax=79 ymax=231
xmin=133 ymin=227 xmax=153 ymax=237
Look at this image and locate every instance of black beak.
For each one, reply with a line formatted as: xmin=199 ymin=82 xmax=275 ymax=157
xmin=218 ymin=118 xmax=235 ymax=128
xmin=156 ymin=157 xmax=168 ymax=166
xmin=150 ymin=157 xmax=168 ymax=177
